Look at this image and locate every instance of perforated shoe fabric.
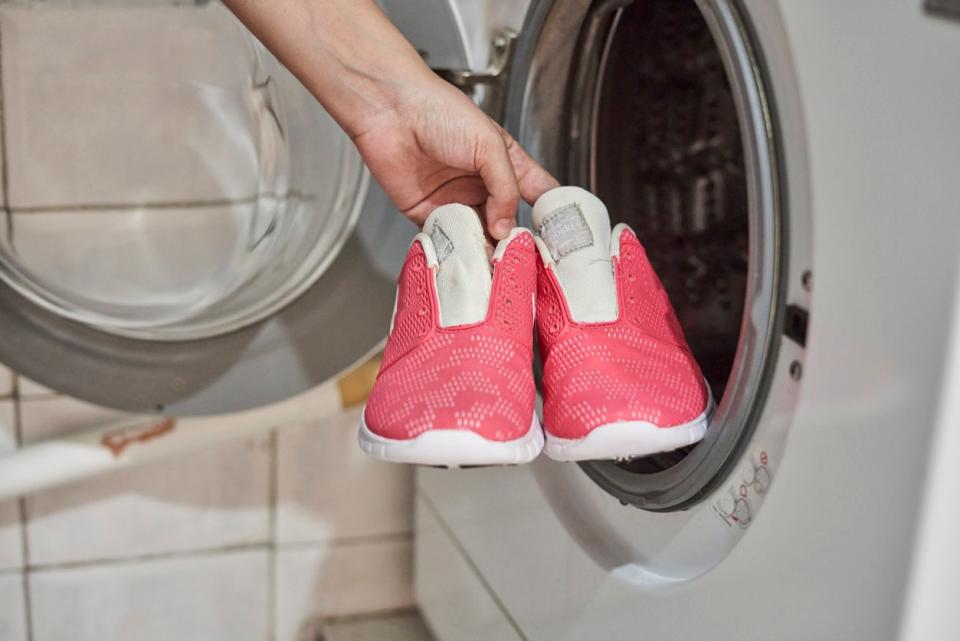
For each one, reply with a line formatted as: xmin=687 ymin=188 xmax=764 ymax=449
xmin=533 ymin=187 xmax=710 ymax=461
xmin=360 ymin=212 xmax=542 ymax=467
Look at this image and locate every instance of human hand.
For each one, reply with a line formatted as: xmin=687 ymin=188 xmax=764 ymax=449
xmin=350 ymin=76 xmax=559 ymax=240
xmin=223 ymin=0 xmax=557 ymax=239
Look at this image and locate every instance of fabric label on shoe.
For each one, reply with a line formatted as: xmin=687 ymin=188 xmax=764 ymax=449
xmin=430 ymin=224 xmax=454 ymax=263
xmin=540 ymin=203 xmax=594 ymax=261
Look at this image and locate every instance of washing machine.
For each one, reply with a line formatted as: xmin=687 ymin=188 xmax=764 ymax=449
xmin=411 ymin=1 xmax=960 ymax=640
xmin=2 ymin=2 xmax=959 ymax=639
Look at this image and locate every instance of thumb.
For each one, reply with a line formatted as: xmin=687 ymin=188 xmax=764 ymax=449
xmin=476 ymin=131 xmax=520 ymax=240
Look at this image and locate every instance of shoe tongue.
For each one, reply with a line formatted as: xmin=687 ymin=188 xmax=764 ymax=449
xmin=423 ymin=204 xmax=492 ymax=328
xmin=532 ymin=186 xmax=617 ymax=322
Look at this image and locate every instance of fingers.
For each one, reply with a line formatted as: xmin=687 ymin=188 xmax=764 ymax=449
xmin=476 ymin=131 xmax=521 ymax=240
xmin=401 ymin=175 xmax=488 ymax=226
xmin=500 ymin=128 xmax=560 ymax=204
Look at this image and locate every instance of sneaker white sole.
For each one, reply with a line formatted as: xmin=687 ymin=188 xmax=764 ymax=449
xmin=358 ymin=411 xmax=544 ymax=467
xmin=543 ymin=405 xmax=712 ymax=462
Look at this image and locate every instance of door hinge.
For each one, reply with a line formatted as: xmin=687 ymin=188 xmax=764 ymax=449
xmin=433 ymin=29 xmax=518 ymax=121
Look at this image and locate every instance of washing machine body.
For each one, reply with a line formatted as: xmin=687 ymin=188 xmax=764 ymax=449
xmin=415 ymin=1 xmax=960 ymax=639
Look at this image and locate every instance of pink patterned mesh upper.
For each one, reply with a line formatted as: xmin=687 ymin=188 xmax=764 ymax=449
xmin=536 ymin=227 xmax=708 ymax=439
xmin=365 ymin=232 xmax=537 ymax=442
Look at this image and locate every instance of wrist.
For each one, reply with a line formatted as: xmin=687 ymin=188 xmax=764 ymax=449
xmin=335 ymin=60 xmax=443 ymax=138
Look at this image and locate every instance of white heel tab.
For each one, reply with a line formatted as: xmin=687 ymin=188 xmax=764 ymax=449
xmin=412 ymin=233 xmax=441 ymax=269
xmin=530 ymin=186 xmax=618 ymax=323
xmin=421 ymin=203 xmax=493 ymax=328
xmin=531 ymin=186 xmax=606 ymax=232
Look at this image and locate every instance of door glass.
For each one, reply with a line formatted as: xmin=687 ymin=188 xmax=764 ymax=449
xmin=0 ymin=1 xmax=367 ymax=340
xmin=508 ymin=0 xmax=784 ymax=510
xmin=592 ymin=0 xmax=747 ymax=472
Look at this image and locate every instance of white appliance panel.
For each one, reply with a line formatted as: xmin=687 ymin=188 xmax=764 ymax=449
xmin=417 ymin=1 xmax=960 ymax=639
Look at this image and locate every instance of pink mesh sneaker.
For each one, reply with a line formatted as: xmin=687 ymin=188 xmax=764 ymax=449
xmin=359 ymin=204 xmax=542 ymax=466
xmin=533 ymin=186 xmax=711 ymax=461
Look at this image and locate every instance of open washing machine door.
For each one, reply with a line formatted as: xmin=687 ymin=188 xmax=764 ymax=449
xmin=0 ymin=0 xmax=468 ymax=416
xmin=416 ymin=1 xmax=960 ymax=640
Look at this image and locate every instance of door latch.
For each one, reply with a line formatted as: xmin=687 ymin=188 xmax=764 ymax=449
xmin=784 ymin=304 xmax=809 ymax=348
xmin=926 ymin=0 xmax=960 ymax=21
xmin=433 ymin=29 xmax=518 ymax=122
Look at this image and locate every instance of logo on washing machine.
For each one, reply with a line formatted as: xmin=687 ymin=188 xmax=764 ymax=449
xmin=712 ymin=450 xmax=770 ymax=529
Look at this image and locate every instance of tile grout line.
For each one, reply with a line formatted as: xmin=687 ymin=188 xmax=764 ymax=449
xmin=0 ymin=11 xmax=12 ymax=246
xmin=14 ymin=531 xmax=414 ymax=576
xmin=273 ymin=531 xmax=414 ymax=551
xmin=26 ymin=541 xmax=270 ymax=574
xmin=17 ymin=499 xmax=33 ymax=641
xmin=321 ymin=606 xmax=424 ymax=626
xmin=266 ymin=430 xmax=279 ymax=641
xmin=11 ymin=372 xmax=36 ymax=641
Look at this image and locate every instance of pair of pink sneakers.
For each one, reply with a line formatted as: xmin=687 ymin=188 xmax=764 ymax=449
xmin=359 ymin=187 xmax=711 ymax=466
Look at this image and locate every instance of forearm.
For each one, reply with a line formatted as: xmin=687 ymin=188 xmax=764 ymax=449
xmin=223 ymin=0 xmax=437 ymax=139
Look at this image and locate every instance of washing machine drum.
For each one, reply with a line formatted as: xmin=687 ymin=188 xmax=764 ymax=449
xmin=0 ymin=2 xmax=416 ymax=415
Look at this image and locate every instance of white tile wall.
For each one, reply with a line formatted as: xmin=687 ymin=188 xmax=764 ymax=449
xmin=0 ymin=368 xmax=13 ymax=398
xmin=30 ymin=549 xmax=269 ymax=641
xmin=0 ymin=401 xmax=22 ymax=572
xmin=14 ymin=376 xmax=54 ymax=399
xmin=276 ymin=407 xmax=413 ymax=544
xmin=0 ymin=3 xmax=261 ymax=208
xmin=20 ymin=396 xmax=271 ymax=565
xmin=0 ymin=573 xmax=27 ymax=641
xmin=0 ymin=3 xmax=418 ymax=635
xmin=275 ymin=538 xmax=415 ymax=641
xmin=18 ymin=395 xmax=128 ymax=444
xmin=3 ymin=389 xmax=417 ymax=638
xmin=0 ymin=401 xmax=17 ymax=454
xmin=0 ymin=499 xmax=21 ymax=572
xmin=26 ymin=438 xmax=272 ymax=566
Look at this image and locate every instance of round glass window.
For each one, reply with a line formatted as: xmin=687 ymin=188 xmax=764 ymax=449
xmin=510 ymin=0 xmax=786 ymax=511
xmin=0 ymin=2 xmax=367 ymax=341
